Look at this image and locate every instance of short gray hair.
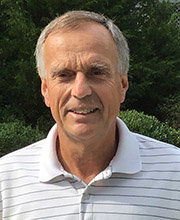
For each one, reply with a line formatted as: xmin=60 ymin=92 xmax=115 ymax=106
xmin=35 ymin=10 xmax=129 ymax=78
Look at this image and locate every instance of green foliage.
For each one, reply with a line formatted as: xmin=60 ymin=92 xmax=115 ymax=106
xmin=122 ymin=1 xmax=180 ymax=116
xmin=158 ymin=94 xmax=180 ymax=130
xmin=0 ymin=0 xmax=46 ymax=125
xmin=0 ymin=119 xmax=46 ymax=157
xmin=119 ymin=110 xmax=180 ymax=147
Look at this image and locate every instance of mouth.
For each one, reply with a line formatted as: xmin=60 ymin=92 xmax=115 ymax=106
xmin=68 ymin=108 xmax=98 ymax=115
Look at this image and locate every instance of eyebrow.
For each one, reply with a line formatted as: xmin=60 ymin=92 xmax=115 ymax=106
xmin=88 ymin=62 xmax=110 ymax=71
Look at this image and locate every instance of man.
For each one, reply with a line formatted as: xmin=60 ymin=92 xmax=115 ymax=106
xmin=0 ymin=10 xmax=180 ymax=220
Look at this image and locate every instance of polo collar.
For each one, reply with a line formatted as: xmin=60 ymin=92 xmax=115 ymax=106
xmin=39 ymin=124 xmax=65 ymax=182
xmin=110 ymin=117 xmax=142 ymax=174
xmin=39 ymin=117 xmax=142 ymax=182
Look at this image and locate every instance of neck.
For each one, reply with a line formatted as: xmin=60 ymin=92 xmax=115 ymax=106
xmin=56 ymin=127 xmax=118 ymax=184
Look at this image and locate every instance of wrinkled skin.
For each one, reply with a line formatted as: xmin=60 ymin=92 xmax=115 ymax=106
xmin=41 ymin=22 xmax=128 ymax=145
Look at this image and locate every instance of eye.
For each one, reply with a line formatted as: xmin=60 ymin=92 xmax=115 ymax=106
xmin=57 ymin=70 xmax=75 ymax=79
xmin=59 ymin=72 xmax=69 ymax=77
xmin=91 ymin=68 xmax=104 ymax=76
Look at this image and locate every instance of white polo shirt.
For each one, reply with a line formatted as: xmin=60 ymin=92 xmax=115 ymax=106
xmin=1 ymin=117 xmax=180 ymax=220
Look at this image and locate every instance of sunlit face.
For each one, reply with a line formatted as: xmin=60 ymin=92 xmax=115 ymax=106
xmin=41 ymin=22 xmax=128 ymax=142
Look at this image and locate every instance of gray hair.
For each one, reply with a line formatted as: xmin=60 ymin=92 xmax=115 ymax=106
xmin=35 ymin=10 xmax=129 ymax=78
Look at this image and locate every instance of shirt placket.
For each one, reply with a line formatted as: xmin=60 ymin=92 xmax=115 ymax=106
xmin=79 ymin=185 xmax=93 ymax=220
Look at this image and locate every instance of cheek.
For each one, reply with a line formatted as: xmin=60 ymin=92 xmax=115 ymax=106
xmin=48 ymin=84 xmax=71 ymax=114
xmin=99 ymin=82 xmax=121 ymax=111
xmin=46 ymin=84 xmax=61 ymax=112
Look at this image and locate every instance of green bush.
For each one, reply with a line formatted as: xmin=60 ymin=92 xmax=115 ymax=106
xmin=158 ymin=95 xmax=180 ymax=130
xmin=119 ymin=110 xmax=180 ymax=147
xmin=0 ymin=120 xmax=46 ymax=157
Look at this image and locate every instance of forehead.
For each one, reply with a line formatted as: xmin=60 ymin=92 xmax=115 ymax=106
xmin=44 ymin=22 xmax=118 ymax=71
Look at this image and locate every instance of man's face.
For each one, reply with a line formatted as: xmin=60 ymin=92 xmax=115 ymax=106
xmin=41 ymin=22 xmax=128 ymax=142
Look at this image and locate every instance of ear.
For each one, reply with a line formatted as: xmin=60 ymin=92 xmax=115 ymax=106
xmin=41 ymin=78 xmax=50 ymax=107
xmin=120 ymin=73 xmax=129 ymax=103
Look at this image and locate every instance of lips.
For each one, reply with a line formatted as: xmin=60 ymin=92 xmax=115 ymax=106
xmin=68 ymin=108 xmax=98 ymax=115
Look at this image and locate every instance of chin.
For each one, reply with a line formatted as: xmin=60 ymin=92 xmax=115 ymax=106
xmin=65 ymin=125 xmax=100 ymax=141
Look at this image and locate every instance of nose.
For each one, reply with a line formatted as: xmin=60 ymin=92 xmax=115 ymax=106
xmin=71 ymin=72 xmax=92 ymax=99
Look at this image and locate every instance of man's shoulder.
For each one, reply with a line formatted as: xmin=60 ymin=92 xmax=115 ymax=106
xmin=0 ymin=138 xmax=46 ymax=170
xmin=133 ymin=133 xmax=180 ymax=169
xmin=133 ymin=132 xmax=179 ymax=151
xmin=0 ymin=139 xmax=47 ymax=194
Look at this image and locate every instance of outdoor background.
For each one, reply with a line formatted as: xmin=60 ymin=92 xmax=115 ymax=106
xmin=1 ymin=0 xmax=180 ymax=156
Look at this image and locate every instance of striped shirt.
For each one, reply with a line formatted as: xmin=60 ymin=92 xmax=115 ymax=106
xmin=1 ymin=117 xmax=180 ymax=220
